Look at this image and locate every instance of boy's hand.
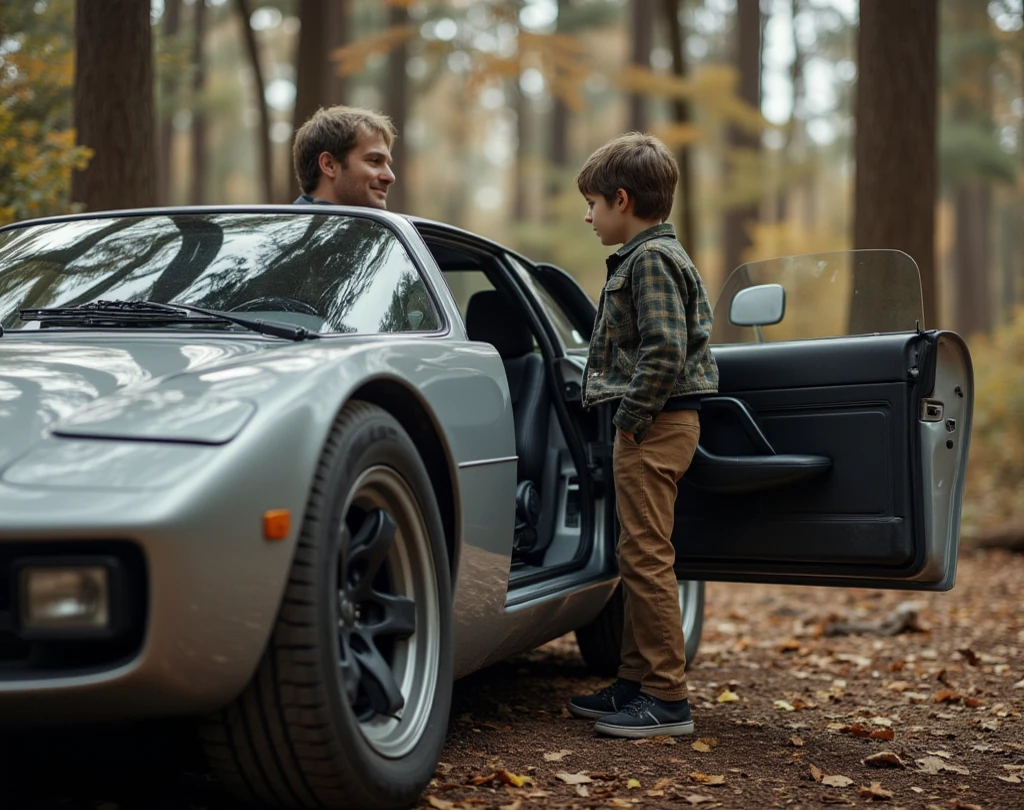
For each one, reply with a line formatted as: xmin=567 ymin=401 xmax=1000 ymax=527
xmin=618 ymin=427 xmax=635 ymax=443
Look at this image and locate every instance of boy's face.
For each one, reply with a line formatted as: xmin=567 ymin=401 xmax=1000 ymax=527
xmin=583 ymin=192 xmax=627 ymax=246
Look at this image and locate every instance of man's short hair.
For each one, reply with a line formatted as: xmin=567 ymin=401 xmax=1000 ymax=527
xmin=292 ymin=106 xmax=397 ymax=194
xmin=576 ymin=132 xmax=678 ymax=222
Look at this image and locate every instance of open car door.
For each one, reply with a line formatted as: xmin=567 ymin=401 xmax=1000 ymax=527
xmin=674 ymin=250 xmax=973 ymax=591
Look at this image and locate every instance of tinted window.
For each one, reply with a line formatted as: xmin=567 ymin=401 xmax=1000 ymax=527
xmin=0 ymin=213 xmax=441 ymax=335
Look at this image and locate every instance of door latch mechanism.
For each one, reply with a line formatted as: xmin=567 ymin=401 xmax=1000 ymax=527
xmin=921 ymin=399 xmax=944 ymax=422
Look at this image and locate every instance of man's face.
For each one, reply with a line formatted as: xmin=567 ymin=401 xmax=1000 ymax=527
xmin=584 ymin=193 xmax=626 ymax=246
xmin=321 ymin=129 xmax=396 ymax=209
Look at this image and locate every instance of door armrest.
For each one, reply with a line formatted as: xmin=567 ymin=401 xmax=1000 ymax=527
xmin=684 ymin=396 xmax=831 ymax=493
xmin=683 ymin=445 xmax=832 ymax=494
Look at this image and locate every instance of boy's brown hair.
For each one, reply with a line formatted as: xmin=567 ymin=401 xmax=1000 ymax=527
xmin=292 ymin=105 xmax=397 ymax=194
xmin=576 ymin=132 xmax=678 ymax=222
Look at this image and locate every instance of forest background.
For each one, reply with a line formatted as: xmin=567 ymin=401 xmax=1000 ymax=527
xmin=1 ymin=0 xmax=1023 ymax=550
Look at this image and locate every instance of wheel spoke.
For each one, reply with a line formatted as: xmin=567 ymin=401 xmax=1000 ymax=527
xmin=337 ymin=635 xmax=361 ymax=704
xmin=349 ymin=509 xmax=396 ymax=595
xmin=366 ymin=592 xmax=417 ymax=639
xmin=352 ymin=629 xmax=405 ymax=716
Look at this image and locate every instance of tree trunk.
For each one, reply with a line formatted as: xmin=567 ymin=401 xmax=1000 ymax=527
xmin=290 ymin=0 xmax=329 ymax=198
xmin=158 ymin=0 xmax=181 ymax=205
xmin=954 ymin=183 xmax=991 ymax=336
xmin=776 ymin=0 xmax=804 ymax=224
xmin=548 ymin=0 xmax=571 ymax=207
xmin=663 ymin=0 xmax=695 ymax=255
xmin=950 ymin=0 xmax=994 ymax=336
xmin=235 ymin=0 xmax=273 ymax=202
xmin=326 ymin=0 xmax=351 ymax=106
xmin=513 ymin=77 xmax=529 ymax=223
xmin=72 ymin=0 xmax=156 ymax=211
xmin=629 ymin=0 xmax=654 ymax=131
xmin=720 ymin=0 xmax=761 ymax=337
xmin=292 ymin=0 xmax=332 ymax=131
xmin=190 ymin=0 xmax=207 ymax=205
xmin=851 ymin=0 xmax=937 ymax=333
xmin=384 ymin=3 xmax=409 ymax=213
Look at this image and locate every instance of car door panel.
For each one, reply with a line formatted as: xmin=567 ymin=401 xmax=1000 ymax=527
xmin=673 ymin=330 xmax=972 ymax=591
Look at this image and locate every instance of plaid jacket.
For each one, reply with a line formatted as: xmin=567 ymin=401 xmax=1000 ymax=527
xmin=582 ymin=223 xmax=719 ymax=440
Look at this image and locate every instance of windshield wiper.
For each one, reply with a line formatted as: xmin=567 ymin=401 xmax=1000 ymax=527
xmin=19 ymin=299 xmax=321 ymax=342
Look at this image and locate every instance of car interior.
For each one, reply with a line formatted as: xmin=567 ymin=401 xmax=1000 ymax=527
xmin=418 ymin=235 xmax=598 ymax=582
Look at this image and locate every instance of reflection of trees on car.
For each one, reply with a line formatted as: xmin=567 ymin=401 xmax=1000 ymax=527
xmin=63 ymin=232 xmax=179 ymax=308
xmin=378 ymin=273 xmax=436 ymax=333
xmin=0 ymin=213 xmax=437 ymax=336
xmin=0 ymin=220 xmax=139 ymax=327
xmin=149 ymin=218 xmax=225 ymax=304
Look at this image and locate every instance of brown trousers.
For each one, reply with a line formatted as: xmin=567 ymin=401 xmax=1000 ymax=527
xmin=614 ymin=409 xmax=700 ymax=701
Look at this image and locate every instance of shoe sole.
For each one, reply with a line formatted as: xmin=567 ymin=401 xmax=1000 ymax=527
xmin=566 ymin=702 xmax=614 ymax=720
xmin=593 ymin=719 xmax=695 ymax=739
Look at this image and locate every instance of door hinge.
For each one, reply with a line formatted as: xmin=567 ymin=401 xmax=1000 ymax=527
xmin=921 ymin=399 xmax=944 ymax=422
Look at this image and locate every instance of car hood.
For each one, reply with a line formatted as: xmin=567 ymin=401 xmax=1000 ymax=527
xmin=0 ymin=334 xmax=275 ymax=469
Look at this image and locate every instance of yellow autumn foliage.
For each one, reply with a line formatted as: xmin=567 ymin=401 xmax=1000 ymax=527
xmin=0 ymin=1 xmax=92 ymax=226
xmin=960 ymin=309 xmax=1024 ymax=539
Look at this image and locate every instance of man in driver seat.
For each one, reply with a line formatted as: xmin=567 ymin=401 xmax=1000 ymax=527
xmin=291 ymin=106 xmax=397 ymax=209
xmin=568 ymin=132 xmax=719 ymax=738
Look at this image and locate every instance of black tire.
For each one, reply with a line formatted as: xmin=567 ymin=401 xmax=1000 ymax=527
xmin=574 ymin=580 xmax=705 ymax=677
xmin=202 ymin=401 xmax=453 ymax=810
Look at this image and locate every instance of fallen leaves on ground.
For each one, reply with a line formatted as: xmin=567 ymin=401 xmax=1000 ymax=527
xmin=916 ymin=756 xmax=970 ymax=775
xmin=857 ymin=781 xmax=894 ymax=800
xmin=470 ymin=769 xmax=531 ymax=787
xmin=415 ymin=551 xmax=1023 ymax=810
xmin=554 ymin=772 xmax=591 ymax=785
xmin=689 ymin=772 xmax=726 ymax=785
xmin=863 ymin=751 xmax=905 ymax=768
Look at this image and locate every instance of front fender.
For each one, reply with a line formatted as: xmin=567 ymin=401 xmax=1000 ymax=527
xmin=0 ymin=335 xmax=515 ymax=722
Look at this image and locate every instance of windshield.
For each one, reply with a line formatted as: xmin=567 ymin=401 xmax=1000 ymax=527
xmin=712 ymin=249 xmax=924 ymax=344
xmin=0 ymin=212 xmax=442 ymax=335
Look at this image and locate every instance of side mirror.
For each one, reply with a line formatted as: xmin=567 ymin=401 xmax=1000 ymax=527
xmin=729 ymin=284 xmax=785 ymax=327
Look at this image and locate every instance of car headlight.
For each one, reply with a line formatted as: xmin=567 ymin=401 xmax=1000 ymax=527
xmin=16 ymin=557 xmax=121 ymax=637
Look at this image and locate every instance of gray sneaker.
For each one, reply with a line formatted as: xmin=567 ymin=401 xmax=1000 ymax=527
xmin=566 ymin=679 xmax=641 ymax=720
xmin=594 ymin=693 xmax=695 ymax=738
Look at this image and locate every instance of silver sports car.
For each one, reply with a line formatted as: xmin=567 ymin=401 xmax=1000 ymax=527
xmin=0 ymin=207 xmax=973 ymax=809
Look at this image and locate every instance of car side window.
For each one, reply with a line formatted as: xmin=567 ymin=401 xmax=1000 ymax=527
xmin=505 ymin=255 xmax=590 ymax=353
xmin=439 ymin=268 xmax=497 ymax=324
xmin=711 ymin=249 xmax=925 ymax=344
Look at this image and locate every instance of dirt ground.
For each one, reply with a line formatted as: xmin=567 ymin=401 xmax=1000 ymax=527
xmin=7 ymin=549 xmax=1022 ymax=810
xmin=423 ymin=549 xmax=1023 ymax=810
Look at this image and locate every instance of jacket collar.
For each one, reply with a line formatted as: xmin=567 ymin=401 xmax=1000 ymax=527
xmin=607 ymin=223 xmax=676 ymax=274
xmin=293 ymin=193 xmax=331 ymax=205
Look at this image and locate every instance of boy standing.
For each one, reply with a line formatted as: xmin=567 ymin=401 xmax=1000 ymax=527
xmin=568 ymin=133 xmax=719 ymax=738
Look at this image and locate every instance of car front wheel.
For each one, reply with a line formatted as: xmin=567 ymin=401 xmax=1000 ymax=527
xmin=203 ymin=401 xmax=452 ymax=810
xmin=574 ymin=580 xmax=705 ymax=677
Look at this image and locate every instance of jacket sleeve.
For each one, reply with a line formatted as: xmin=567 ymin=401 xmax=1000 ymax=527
xmin=612 ymin=248 xmax=689 ymax=439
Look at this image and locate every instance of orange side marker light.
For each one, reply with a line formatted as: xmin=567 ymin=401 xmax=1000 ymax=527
xmin=263 ymin=509 xmax=290 ymax=541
